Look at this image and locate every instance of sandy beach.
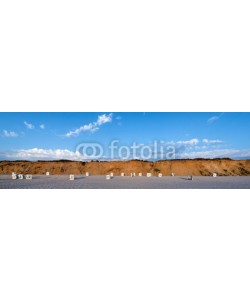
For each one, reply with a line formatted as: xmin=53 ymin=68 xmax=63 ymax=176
xmin=1 ymin=175 xmax=249 ymax=189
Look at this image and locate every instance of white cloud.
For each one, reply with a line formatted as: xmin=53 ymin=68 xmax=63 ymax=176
xmin=24 ymin=121 xmax=34 ymax=129
xmin=167 ymin=138 xmax=223 ymax=147
xmin=96 ymin=114 xmax=112 ymax=125
xmin=115 ymin=115 xmax=122 ymax=126
xmin=40 ymin=124 xmax=45 ymax=129
xmin=207 ymin=116 xmax=219 ymax=123
xmin=65 ymin=123 xmax=96 ymax=137
xmin=3 ymin=130 xmax=18 ymax=137
xmin=65 ymin=113 xmax=113 ymax=137
xmin=202 ymin=139 xmax=223 ymax=144
xmin=177 ymin=149 xmax=250 ymax=159
xmin=3 ymin=148 xmax=94 ymax=161
xmin=177 ymin=138 xmax=199 ymax=145
xmin=208 ymin=113 xmax=224 ymax=124
xmin=2 ymin=147 xmax=250 ymax=161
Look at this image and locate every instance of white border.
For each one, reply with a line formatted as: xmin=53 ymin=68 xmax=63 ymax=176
xmin=0 ymin=1 xmax=250 ymax=112
xmin=1 ymin=190 xmax=250 ymax=299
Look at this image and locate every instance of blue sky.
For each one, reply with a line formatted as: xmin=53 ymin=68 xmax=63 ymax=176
xmin=0 ymin=112 xmax=250 ymax=160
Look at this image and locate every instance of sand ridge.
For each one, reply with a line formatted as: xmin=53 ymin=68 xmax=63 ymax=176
xmin=0 ymin=159 xmax=250 ymax=176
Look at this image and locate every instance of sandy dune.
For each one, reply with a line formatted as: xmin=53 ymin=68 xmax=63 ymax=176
xmin=0 ymin=159 xmax=250 ymax=176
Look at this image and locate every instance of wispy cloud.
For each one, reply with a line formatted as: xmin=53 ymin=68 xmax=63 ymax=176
xmin=167 ymin=138 xmax=225 ymax=158
xmin=65 ymin=113 xmax=113 ymax=137
xmin=207 ymin=116 xmax=220 ymax=123
xmin=208 ymin=113 xmax=224 ymax=124
xmin=115 ymin=115 xmax=122 ymax=126
xmin=166 ymin=138 xmax=223 ymax=147
xmin=40 ymin=124 xmax=45 ymax=129
xmin=176 ymin=138 xmax=199 ymax=145
xmin=2 ymin=130 xmax=18 ymax=137
xmin=202 ymin=139 xmax=223 ymax=144
xmin=177 ymin=149 xmax=250 ymax=159
xmin=24 ymin=121 xmax=34 ymax=129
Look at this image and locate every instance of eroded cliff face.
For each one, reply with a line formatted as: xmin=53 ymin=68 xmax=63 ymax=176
xmin=1 ymin=159 xmax=250 ymax=176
